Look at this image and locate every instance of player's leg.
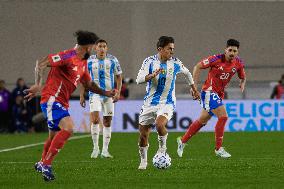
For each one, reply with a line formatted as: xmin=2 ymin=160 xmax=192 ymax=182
xmin=89 ymin=96 xmax=102 ymax=158
xmin=177 ymin=109 xmax=212 ymax=157
xmin=211 ymin=105 xmax=231 ymax=158
xmin=35 ymin=130 xmax=57 ymax=173
xmin=90 ymin=111 xmax=101 ymax=158
xmin=101 ymin=116 xmax=113 ymax=158
xmin=138 ymin=124 xmax=151 ymax=170
xmin=138 ymin=105 xmax=155 ymax=169
xmin=101 ymin=98 xmax=114 ymax=158
xmin=155 ymin=104 xmax=174 ymax=153
xmin=41 ymin=116 xmax=74 ymax=181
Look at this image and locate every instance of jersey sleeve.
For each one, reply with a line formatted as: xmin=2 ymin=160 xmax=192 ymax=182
xmin=136 ymin=58 xmax=152 ymax=84
xmin=199 ymin=55 xmax=220 ymax=69
xmin=113 ymin=57 xmax=123 ymax=75
xmin=237 ymin=59 xmax=246 ymax=79
xmin=47 ymin=51 xmax=67 ymax=67
xmin=176 ymin=59 xmax=194 ymax=85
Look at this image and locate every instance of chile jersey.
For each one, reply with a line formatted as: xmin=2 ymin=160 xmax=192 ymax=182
xmin=41 ymin=48 xmax=91 ymax=108
xmin=200 ymin=54 xmax=245 ymax=99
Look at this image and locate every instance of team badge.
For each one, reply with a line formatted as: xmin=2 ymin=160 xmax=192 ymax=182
xmin=100 ymin=64 xmax=104 ymax=69
xmin=168 ymin=68 xmax=173 ymax=75
xmin=203 ymin=59 xmax=209 ymax=65
xmin=232 ymin=68 xmax=236 ymax=73
xmin=52 ymin=55 xmax=61 ymax=62
xmin=161 ymin=69 xmax=167 ymax=74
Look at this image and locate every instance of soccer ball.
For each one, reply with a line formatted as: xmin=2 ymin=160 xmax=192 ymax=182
xmin=152 ymin=152 xmax=171 ymax=169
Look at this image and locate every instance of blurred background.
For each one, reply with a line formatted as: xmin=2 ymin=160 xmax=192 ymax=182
xmin=0 ymin=0 xmax=283 ymax=133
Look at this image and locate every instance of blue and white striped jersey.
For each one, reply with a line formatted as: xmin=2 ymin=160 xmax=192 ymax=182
xmin=87 ymin=54 xmax=122 ymax=98
xmin=136 ymin=54 xmax=194 ymax=107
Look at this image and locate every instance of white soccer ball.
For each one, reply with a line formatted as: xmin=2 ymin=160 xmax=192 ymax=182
xmin=152 ymin=152 xmax=171 ymax=169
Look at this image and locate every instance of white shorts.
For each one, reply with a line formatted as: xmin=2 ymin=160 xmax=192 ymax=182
xmin=139 ymin=104 xmax=174 ymax=125
xmin=89 ymin=96 xmax=114 ymax=116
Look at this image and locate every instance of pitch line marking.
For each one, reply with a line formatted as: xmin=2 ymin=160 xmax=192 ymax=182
xmin=0 ymin=134 xmax=90 ymax=153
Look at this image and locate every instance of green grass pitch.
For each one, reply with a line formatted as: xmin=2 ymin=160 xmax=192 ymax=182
xmin=0 ymin=132 xmax=284 ymax=189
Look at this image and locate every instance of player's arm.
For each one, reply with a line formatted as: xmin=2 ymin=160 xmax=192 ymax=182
xmin=113 ymin=74 xmax=122 ymax=103
xmin=237 ymin=63 xmax=246 ymax=93
xmin=179 ymin=63 xmax=200 ymax=100
xmin=82 ymin=80 xmax=115 ymax=97
xmin=136 ymin=59 xmax=162 ymax=84
xmin=79 ymin=84 xmax=86 ymax=108
xmin=24 ymin=56 xmax=50 ymax=101
xmin=270 ymin=86 xmax=277 ymax=99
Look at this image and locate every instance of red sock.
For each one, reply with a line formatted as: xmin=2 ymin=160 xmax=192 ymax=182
xmin=181 ymin=120 xmax=203 ymax=143
xmin=41 ymin=138 xmax=52 ymax=162
xmin=43 ymin=130 xmax=72 ymax=165
xmin=215 ymin=117 xmax=228 ymax=150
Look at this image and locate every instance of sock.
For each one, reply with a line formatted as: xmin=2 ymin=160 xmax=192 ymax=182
xmin=91 ymin=123 xmax=100 ymax=149
xmin=215 ymin=117 xmax=228 ymax=150
xmin=158 ymin=133 xmax=168 ymax=152
xmin=43 ymin=130 xmax=72 ymax=165
xmin=181 ymin=120 xmax=203 ymax=143
xmin=139 ymin=145 xmax=149 ymax=162
xmin=102 ymin=127 xmax=111 ymax=152
xmin=41 ymin=138 xmax=52 ymax=162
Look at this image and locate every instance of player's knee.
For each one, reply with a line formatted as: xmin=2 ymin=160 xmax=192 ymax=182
xmin=91 ymin=119 xmax=100 ymax=125
xmin=218 ymin=116 xmax=228 ymax=122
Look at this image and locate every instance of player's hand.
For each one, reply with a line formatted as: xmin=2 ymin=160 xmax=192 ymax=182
xmin=151 ymin=68 xmax=162 ymax=78
xmin=80 ymin=95 xmax=86 ymax=108
xmin=105 ymin=89 xmax=116 ymax=97
xmin=239 ymin=82 xmax=245 ymax=93
xmin=190 ymin=87 xmax=200 ymax=101
xmin=112 ymin=89 xmax=120 ymax=103
xmin=23 ymin=84 xmax=40 ymax=101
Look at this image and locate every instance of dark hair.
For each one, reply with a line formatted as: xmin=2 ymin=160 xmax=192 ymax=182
xmin=95 ymin=39 xmax=108 ymax=45
xmin=227 ymin=39 xmax=240 ymax=48
xmin=157 ymin=36 xmax=174 ymax=49
xmin=74 ymin=30 xmax=99 ymax=45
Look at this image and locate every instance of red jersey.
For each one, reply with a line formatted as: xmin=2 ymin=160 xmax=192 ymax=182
xmin=276 ymin=84 xmax=284 ymax=99
xmin=41 ymin=48 xmax=91 ymax=108
xmin=200 ymin=54 xmax=245 ymax=99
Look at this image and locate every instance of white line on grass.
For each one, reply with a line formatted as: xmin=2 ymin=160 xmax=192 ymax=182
xmin=0 ymin=134 xmax=90 ymax=153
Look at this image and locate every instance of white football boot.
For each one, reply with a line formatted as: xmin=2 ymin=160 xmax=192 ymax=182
xmin=215 ymin=147 xmax=231 ymax=158
xmin=101 ymin=150 xmax=113 ymax=158
xmin=91 ymin=147 xmax=100 ymax=159
xmin=177 ymin=137 xmax=186 ymax=158
xmin=138 ymin=160 xmax=148 ymax=170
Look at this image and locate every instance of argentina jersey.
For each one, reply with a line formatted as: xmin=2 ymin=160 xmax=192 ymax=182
xmin=136 ymin=54 xmax=194 ymax=108
xmin=87 ymin=54 xmax=122 ymax=98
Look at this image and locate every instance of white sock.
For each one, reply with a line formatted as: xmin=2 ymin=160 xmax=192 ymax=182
xmin=102 ymin=127 xmax=111 ymax=152
xmin=91 ymin=124 xmax=100 ymax=149
xmin=139 ymin=145 xmax=149 ymax=162
xmin=158 ymin=133 xmax=168 ymax=152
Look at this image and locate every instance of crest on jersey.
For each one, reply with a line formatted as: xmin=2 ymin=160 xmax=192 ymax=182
xmin=218 ymin=66 xmax=224 ymax=70
xmin=232 ymin=68 xmax=236 ymax=73
xmin=100 ymin=64 xmax=104 ymax=69
xmin=203 ymin=59 xmax=209 ymax=65
xmin=52 ymin=55 xmax=61 ymax=62
xmin=161 ymin=69 xmax=167 ymax=74
xmin=72 ymin=66 xmax=78 ymax=71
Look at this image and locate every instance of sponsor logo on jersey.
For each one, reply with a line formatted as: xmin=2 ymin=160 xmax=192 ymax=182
xmin=108 ymin=111 xmax=113 ymax=115
xmin=100 ymin=64 xmax=104 ymax=69
xmin=52 ymin=55 xmax=61 ymax=62
xmin=72 ymin=66 xmax=78 ymax=71
xmin=218 ymin=66 xmax=224 ymax=70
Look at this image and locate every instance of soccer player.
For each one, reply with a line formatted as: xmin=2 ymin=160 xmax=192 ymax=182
xmin=136 ymin=36 xmax=199 ymax=170
xmin=24 ymin=31 xmax=115 ymax=181
xmin=80 ymin=39 xmax=122 ymax=158
xmin=177 ymin=39 xmax=246 ymax=158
